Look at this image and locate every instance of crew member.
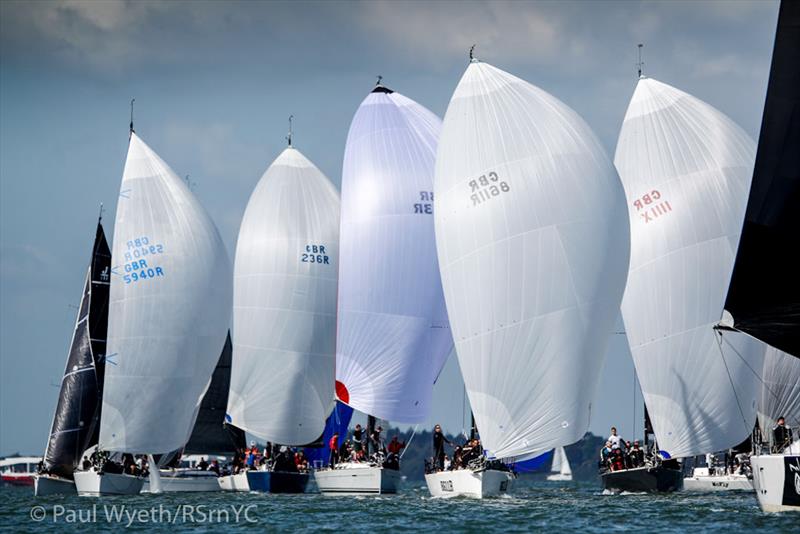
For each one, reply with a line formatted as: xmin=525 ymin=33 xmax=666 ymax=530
xmin=773 ymin=416 xmax=794 ymax=453
xmin=627 ymin=440 xmax=644 ymax=468
xmin=432 ymin=424 xmax=451 ymax=471
xmin=329 ymin=432 xmax=339 ymax=467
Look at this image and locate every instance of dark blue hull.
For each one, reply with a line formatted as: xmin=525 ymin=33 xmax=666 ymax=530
xmin=601 ymin=466 xmax=683 ymax=493
xmin=245 ymin=471 xmax=310 ymax=493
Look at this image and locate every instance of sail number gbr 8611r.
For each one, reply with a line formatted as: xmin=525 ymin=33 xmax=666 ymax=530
xmin=122 ymin=236 xmax=165 ymax=284
xmin=469 ymin=171 xmax=510 ymax=206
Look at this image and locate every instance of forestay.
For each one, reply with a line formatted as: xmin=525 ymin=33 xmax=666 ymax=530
xmin=614 ymin=77 xmax=764 ymax=458
xmin=228 ymin=147 xmax=339 ymax=445
xmin=435 ymin=61 xmax=629 ymax=460
xmin=336 ymin=85 xmax=452 ymax=423
xmin=100 ymin=133 xmax=232 ymax=454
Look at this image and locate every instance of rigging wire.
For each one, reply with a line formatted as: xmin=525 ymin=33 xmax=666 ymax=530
xmin=714 ymin=330 xmax=751 ymax=434
xmin=399 ymin=424 xmax=419 ymax=460
xmin=718 ymin=332 xmax=800 ymax=428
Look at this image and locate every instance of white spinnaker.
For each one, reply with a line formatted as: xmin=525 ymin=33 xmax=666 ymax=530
xmin=615 ymin=77 xmax=764 ymax=458
xmin=435 ymin=61 xmax=630 ymax=460
xmin=759 ymin=346 xmax=800 ymax=432
xmin=100 ymin=133 xmax=232 ymax=454
xmin=228 ymin=147 xmax=339 ymax=445
xmin=336 ymin=86 xmax=453 ymax=423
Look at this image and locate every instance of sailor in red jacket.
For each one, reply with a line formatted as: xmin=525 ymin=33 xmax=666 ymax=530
xmin=328 ymin=432 xmax=339 ymax=468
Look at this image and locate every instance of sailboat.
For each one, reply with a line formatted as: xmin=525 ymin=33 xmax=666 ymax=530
xmin=141 ymin=332 xmax=244 ymax=492
xmin=34 ymin=217 xmax=111 ymax=497
xmin=547 ymin=447 xmax=573 ymax=482
xmin=610 ymin=53 xmax=766 ymax=493
xmin=73 ymin=126 xmax=232 ymax=496
xmin=722 ymin=1 xmax=800 ymax=512
xmin=428 ymin=54 xmax=630 ymax=498
xmin=222 ymin=129 xmax=340 ymax=493
xmin=314 ymin=80 xmax=453 ymax=496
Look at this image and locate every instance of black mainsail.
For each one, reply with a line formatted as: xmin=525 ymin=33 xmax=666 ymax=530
xmin=724 ymin=1 xmax=800 ymax=358
xmin=42 ymin=220 xmax=111 ymax=479
xmin=183 ymin=331 xmax=245 ymax=455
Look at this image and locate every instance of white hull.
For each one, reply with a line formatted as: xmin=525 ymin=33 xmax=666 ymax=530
xmin=34 ymin=474 xmax=76 ymax=496
xmin=683 ymin=468 xmax=752 ymax=492
xmin=546 ymin=473 xmax=573 ymax=482
xmin=314 ymin=463 xmax=401 ymax=495
xmin=73 ymin=470 xmax=144 ymax=496
xmin=425 ymin=469 xmax=514 ymax=499
xmin=218 ymin=472 xmax=250 ymax=492
xmin=141 ymin=469 xmax=220 ymax=493
xmin=752 ymin=453 xmax=800 ymax=512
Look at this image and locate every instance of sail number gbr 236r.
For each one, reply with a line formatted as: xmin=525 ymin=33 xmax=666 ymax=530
xmin=301 ymin=244 xmax=330 ymax=265
xmin=469 ymin=171 xmax=510 ymax=206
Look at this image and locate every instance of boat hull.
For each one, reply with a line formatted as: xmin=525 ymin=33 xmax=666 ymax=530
xmin=218 ymin=472 xmax=250 ymax=492
xmin=34 ymin=475 xmax=76 ymax=496
xmin=682 ymin=469 xmax=752 ymax=492
xmin=73 ymin=470 xmax=144 ymax=496
xmin=245 ymin=471 xmax=309 ymax=493
xmin=546 ymin=473 xmax=573 ymax=482
xmin=141 ymin=470 xmax=220 ymax=493
xmin=425 ymin=469 xmax=514 ymax=499
xmin=601 ymin=466 xmax=683 ymax=493
xmin=1 ymin=474 xmax=34 ymax=487
xmin=751 ymin=454 xmax=800 ymax=512
xmin=314 ymin=464 xmax=401 ymax=495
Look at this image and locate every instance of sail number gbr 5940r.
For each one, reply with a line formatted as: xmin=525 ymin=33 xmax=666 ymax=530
xmin=122 ymin=236 xmax=165 ymax=284
xmin=469 ymin=171 xmax=510 ymax=206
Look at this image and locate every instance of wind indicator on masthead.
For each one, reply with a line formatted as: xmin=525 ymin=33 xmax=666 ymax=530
xmin=287 ymin=115 xmax=293 ymax=147
xmin=636 ymin=44 xmax=645 ymax=78
xmin=129 ymin=98 xmax=135 ymax=137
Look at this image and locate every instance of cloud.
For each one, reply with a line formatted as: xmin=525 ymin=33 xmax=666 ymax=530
xmin=357 ymin=0 xmax=566 ymax=67
xmin=1 ymin=0 xmax=171 ymax=73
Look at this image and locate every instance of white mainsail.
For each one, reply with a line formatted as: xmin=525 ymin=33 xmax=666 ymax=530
xmin=100 ymin=133 xmax=232 ymax=454
xmin=335 ymin=85 xmax=452 ymax=423
xmin=759 ymin=347 xmax=800 ymax=432
xmin=551 ymin=447 xmax=572 ymax=477
xmin=434 ymin=60 xmax=630 ymax=460
xmin=227 ymin=147 xmax=339 ymax=445
xmin=614 ymin=77 xmax=764 ymax=458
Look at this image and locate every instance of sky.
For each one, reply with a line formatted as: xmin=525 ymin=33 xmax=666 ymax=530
xmin=0 ymin=0 xmax=780 ymax=455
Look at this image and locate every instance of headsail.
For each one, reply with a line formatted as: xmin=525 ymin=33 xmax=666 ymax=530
xmin=227 ymin=147 xmax=339 ymax=445
xmin=336 ymin=84 xmax=453 ymax=423
xmin=99 ymin=133 xmax=232 ymax=454
xmin=184 ymin=332 xmax=243 ymax=455
xmin=724 ymin=1 xmax=800 ymax=358
xmin=759 ymin=347 xmax=800 ymax=432
xmin=434 ymin=61 xmax=629 ymax=460
xmin=614 ymin=77 xmax=764 ymax=458
xmin=43 ymin=221 xmax=110 ymax=478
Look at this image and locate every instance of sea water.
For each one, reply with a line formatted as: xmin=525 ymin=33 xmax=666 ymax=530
xmin=3 ymin=479 xmax=797 ymax=532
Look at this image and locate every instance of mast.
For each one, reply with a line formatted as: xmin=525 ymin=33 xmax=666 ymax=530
xmin=367 ymin=415 xmax=377 ymax=456
xmin=470 ymin=412 xmax=476 ymax=441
